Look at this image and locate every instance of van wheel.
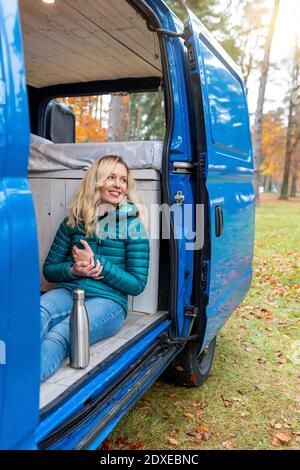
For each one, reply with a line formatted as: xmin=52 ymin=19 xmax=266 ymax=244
xmin=165 ymin=336 xmax=216 ymax=387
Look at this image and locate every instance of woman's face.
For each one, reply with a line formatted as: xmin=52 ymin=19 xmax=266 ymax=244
xmin=100 ymin=162 xmax=128 ymax=206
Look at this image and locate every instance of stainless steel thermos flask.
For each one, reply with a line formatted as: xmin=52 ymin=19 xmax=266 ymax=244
xmin=69 ymin=289 xmax=90 ymax=369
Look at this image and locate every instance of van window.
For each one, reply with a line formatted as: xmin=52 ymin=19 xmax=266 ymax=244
xmin=201 ymin=42 xmax=251 ymax=157
xmin=46 ymin=91 xmax=165 ymax=143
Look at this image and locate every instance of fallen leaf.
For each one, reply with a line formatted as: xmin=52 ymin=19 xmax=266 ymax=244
xmin=174 ymin=401 xmax=182 ymax=407
xmin=259 ymin=305 xmax=270 ymax=312
xmin=168 ymin=438 xmax=179 ymax=446
xmin=186 ymin=429 xmax=198 ymax=437
xmin=270 ymin=419 xmax=283 ymax=429
xmin=222 ymin=441 xmax=236 ymax=449
xmin=277 ymin=357 xmax=287 ymax=364
xmin=196 ymin=410 xmax=206 ymax=417
xmin=131 ymin=440 xmax=144 ymax=449
xmin=116 ymin=436 xmax=129 ymax=449
xmin=99 ymin=439 xmax=112 ymax=450
xmin=275 ymin=432 xmax=292 ymax=443
xmin=196 ymin=425 xmax=209 ymax=435
xmin=271 ymin=438 xmax=281 ymax=447
xmin=184 ymin=412 xmax=194 ymax=419
xmin=258 ymin=357 xmax=267 ymax=364
xmin=221 ymin=395 xmax=233 ymax=407
xmin=142 ymin=396 xmax=151 ymax=402
xmin=193 ymin=438 xmax=205 ymax=445
xmin=192 ymin=402 xmax=208 ymax=409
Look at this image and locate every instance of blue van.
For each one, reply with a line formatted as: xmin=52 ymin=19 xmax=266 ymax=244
xmin=0 ymin=0 xmax=255 ymax=450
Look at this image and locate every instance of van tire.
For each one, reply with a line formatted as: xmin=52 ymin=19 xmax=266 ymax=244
xmin=165 ymin=336 xmax=216 ymax=387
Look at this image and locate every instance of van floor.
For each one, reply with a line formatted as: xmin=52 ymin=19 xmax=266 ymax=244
xmin=40 ymin=310 xmax=167 ymax=411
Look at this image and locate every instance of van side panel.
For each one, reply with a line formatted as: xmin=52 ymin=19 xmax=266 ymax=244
xmin=0 ymin=0 xmax=40 ymax=450
xmin=185 ymin=10 xmax=255 ymax=349
xmin=202 ymin=39 xmax=255 ymax=345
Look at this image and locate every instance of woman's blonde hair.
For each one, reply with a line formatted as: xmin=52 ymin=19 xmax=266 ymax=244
xmin=67 ymin=155 xmax=147 ymax=236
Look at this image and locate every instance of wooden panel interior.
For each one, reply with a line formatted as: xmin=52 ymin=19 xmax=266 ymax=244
xmin=29 ymin=168 xmax=161 ymax=314
xmin=19 ymin=0 xmax=162 ymax=87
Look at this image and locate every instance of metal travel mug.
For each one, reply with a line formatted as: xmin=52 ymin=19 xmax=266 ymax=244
xmin=69 ymin=289 xmax=90 ymax=369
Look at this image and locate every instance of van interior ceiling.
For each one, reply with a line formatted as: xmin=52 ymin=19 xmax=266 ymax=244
xmin=19 ymin=0 xmax=171 ymax=411
xmin=19 ymin=0 xmax=162 ymax=87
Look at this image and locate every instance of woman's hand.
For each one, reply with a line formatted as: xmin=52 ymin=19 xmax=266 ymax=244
xmin=70 ymin=259 xmax=104 ymax=280
xmin=72 ymin=239 xmax=94 ymax=264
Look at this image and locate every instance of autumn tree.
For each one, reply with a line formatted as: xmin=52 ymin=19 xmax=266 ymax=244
xmin=290 ymin=142 xmax=300 ymax=197
xmin=260 ymin=110 xmax=286 ymax=191
xmin=279 ymin=40 xmax=300 ymax=199
xmin=57 ymin=96 xmax=107 ymax=143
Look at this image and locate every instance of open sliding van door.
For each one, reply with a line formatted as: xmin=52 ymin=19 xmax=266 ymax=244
xmin=184 ymin=8 xmax=255 ymax=350
xmin=0 ymin=0 xmax=40 ymax=450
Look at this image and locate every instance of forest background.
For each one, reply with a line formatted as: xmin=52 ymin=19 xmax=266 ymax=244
xmin=58 ymin=0 xmax=300 ymax=201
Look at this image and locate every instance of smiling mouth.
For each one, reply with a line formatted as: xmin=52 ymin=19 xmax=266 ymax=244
xmin=109 ymin=191 xmax=121 ymax=197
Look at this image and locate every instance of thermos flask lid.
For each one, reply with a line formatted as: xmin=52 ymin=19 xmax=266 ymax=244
xmin=72 ymin=289 xmax=85 ymax=300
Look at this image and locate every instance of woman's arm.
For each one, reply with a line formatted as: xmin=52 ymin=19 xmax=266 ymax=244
xmin=43 ymin=219 xmax=80 ymax=283
xmin=95 ymin=219 xmax=150 ymax=296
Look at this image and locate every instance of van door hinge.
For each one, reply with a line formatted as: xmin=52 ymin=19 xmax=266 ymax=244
xmin=159 ymin=331 xmax=201 ymax=346
xmin=173 ymin=161 xmax=197 ymax=174
xmin=146 ymin=21 xmax=184 ymax=38
xmin=184 ymin=305 xmax=200 ymax=318
xmin=159 ymin=306 xmax=201 ymax=346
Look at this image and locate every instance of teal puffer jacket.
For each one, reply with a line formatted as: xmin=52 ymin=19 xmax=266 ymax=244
xmin=43 ymin=202 xmax=150 ymax=315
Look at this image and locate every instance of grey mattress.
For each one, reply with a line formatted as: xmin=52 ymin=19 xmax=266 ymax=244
xmin=29 ymin=141 xmax=164 ymax=172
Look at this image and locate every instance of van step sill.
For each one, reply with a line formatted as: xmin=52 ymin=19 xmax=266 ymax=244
xmin=40 ymin=310 xmax=168 ymax=410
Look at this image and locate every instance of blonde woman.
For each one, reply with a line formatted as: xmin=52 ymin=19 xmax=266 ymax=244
xmin=40 ymin=156 xmax=150 ymax=382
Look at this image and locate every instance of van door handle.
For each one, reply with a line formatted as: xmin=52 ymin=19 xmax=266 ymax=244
xmin=215 ymin=206 xmax=224 ymax=237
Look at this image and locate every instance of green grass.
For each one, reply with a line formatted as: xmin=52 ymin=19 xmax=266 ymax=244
xmin=104 ymin=195 xmax=300 ymax=450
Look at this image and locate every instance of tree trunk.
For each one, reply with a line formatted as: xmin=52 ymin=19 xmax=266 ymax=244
xmin=268 ymin=176 xmax=273 ymax=193
xmin=263 ymin=174 xmax=268 ymax=192
xmin=280 ymin=147 xmax=293 ymax=199
xmin=289 ymin=173 xmax=297 ymax=197
xmin=135 ymin=94 xmax=142 ymax=140
xmin=279 ymin=42 xmax=300 ymax=200
xmin=253 ymin=0 xmax=280 ymax=203
xmin=107 ymin=95 xmax=122 ymax=141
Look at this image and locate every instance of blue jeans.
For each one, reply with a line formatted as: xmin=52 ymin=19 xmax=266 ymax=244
xmin=40 ymin=288 xmax=125 ymax=382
